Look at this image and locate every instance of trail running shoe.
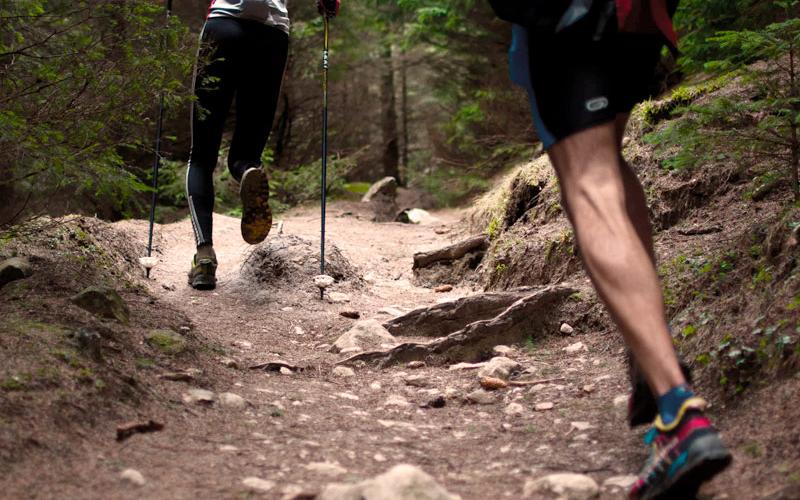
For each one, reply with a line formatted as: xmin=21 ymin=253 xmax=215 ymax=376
xmin=629 ymin=397 xmax=732 ymax=500
xmin=188 ymin=255 xmax=217 ymax=290
xmin=628 ymin=360 xmax=693 ymax=427
xmin=240 ymin=167 xmax=272 ymax=245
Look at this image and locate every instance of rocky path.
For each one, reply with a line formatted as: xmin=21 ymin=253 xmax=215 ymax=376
xmin=91 ymin=203 xmax=724 ymax=499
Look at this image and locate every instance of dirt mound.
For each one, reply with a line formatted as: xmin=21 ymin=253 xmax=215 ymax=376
xmin=238 ymin=234 xmax=361 ymax=289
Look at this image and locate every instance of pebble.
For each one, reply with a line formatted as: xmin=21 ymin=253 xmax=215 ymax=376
xmin=332 ymin=366 xmax=356 ymax=377
xmin=337 ymin=392 xmax=359 ymax=401
xmin=327 ymin=292 xmax=351 ymax=303
xmin=505 ymin=402 xmax=525 ymax=416
xmin=524 ymin=473 xmax=599 ymax=499
xmin=407 ymin=361 xmax=426 ymax=369
xmin=218 ymin=392 xmax=247 ymax=409
xmin=242 ymin=477 xmax=276 ymax=492
xmin=384 ymin=394 xmax=411 ymax=407
xmin=582 ymin=384 xmax=596 ymax=393
xmin=563 ymin=341 xmax=587 ymax=354
xmin=613 ymin=394 xmax=628 ymax=407
xmin=466 ymin=389 xmax=497 ymax=405
xmin=404 ymin=374 xmax=431 ymax=388
xmin=182 ymin=389 xmax=216 ymax=406
xmin=306 ymin=461 xmax=347 ymax=476
xmin=434 ymin=284 xmax=454 ymax=293
xmin=340 ymin=310 xmax=361 ymax=319
xmin=373 ymin=452 xmax=387 ymax=462
xmin=570 ymin=421 xmax=594 ymax=431
xmin=219 ymin=445 xmax=239 ymax=452
xmin=120 ymin=468 xmax=146 ymax=486
xmin=316 ymin=343 xmax=332 ymax=351
xmin=370 ymin=382 xmax=382 ymax=391
xmin=280 ymin=367 xmax=293 ymax=375
xmin=560 ymin=323 xmax=575 ymax=335
xmin=233 ymin=340 xmax=253 ymax=349
xmin=534 ymin=402 xmax=554 ymax=411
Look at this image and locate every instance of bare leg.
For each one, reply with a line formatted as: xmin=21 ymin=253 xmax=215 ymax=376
xmin=548 ymin=121 xmax=683 ymax=396
xmin=615 ymin=114 xmax=656 ymax=262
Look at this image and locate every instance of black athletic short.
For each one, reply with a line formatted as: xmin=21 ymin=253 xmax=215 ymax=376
xmin=519 ymin=10 xmax=667 ymax=148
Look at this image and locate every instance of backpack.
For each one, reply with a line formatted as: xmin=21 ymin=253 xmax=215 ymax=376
xmin=487 ymin=0 xmax=572 ymax=33
xmin=488 ymin=0 xmax=678 ymax=47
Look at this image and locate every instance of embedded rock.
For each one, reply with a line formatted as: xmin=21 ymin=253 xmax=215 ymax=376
xmin=331 ymin=320 xmax=395 ymax=353
xmin=318 ymin=464 xmax=461 ymax=500
xmin=0 ymin=257 xmax=33 ymax=288
xmin=523 ymin=473 xmax=599 ymax=500
xmin=70 ymin=286 xmax=130 ymax=323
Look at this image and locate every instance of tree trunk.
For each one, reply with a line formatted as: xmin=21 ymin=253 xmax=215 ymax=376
xmin=380 ymin=40 xmax=401 ymax=184
xmin=400 ymin=52 xmax=410 ymax=174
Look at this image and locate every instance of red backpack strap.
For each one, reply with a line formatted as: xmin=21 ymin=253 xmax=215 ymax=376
xmin=616 ymin=0 xmax=677 ymax=47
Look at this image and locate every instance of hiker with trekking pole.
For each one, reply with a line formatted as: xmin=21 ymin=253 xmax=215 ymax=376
xmin=489 ymin=1 xmax=732 ymax=498
xmin=184 ymin=0 xmax=340 ymax=290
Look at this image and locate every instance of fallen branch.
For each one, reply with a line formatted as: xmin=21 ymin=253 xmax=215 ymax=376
xmin=508 ymin=377 xmax=566 ymax=387
xmin=116 ymin=420 xmax=164 ymax=442
xmin=412 ymin=234 xmax=489 ymax=269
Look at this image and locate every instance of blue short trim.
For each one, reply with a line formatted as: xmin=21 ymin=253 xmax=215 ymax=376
xmin=509 ymin=24 xmax=556 ymax=150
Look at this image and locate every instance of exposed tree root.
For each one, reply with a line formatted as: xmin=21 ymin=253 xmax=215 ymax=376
xmin=383 ymin=287 xmax=539 ymax=338
xmin=339 ymin=284 xmax=576 ymax=367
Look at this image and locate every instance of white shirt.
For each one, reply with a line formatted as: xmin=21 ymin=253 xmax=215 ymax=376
xmin=208 ymin=0 xmax=290 ymax=33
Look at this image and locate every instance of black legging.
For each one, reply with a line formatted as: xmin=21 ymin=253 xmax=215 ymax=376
xmin=187 ymin=17 xmax=288 ymax=247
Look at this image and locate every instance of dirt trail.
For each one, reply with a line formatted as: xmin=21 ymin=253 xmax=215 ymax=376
xmin=14 ymin=203 xmax=737 ymax=499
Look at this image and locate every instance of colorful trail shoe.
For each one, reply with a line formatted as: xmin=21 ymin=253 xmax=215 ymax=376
xmin=188 ymin=255 xmax=217 ymax=290
xmin=629 ymin=397 xmax=732 ymax=500
xmin=240 ymin=167 xmax=272 ymax=245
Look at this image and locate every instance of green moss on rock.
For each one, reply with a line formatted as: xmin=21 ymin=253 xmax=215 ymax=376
xmin=146 ymin=329 xmax=187 ymax=355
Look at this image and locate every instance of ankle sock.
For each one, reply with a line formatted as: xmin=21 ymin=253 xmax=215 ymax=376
xmin=196 ymin=244 xmax=216 ymax=260
xmin=657 ymin=383 xmax=694 ymax=427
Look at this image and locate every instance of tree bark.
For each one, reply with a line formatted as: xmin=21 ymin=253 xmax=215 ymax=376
xmin=400 ymin=52 xmax=410 ymax=173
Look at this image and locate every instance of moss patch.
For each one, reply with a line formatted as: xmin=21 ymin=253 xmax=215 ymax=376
xmin=146 ymin=329 xmax=187 ymax=355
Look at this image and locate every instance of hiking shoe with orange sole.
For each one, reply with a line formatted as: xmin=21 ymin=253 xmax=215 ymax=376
xmin=629 ymin=397 xmax=732 ymax=499
xmin=240 ymin=167 xmax=272 ymax=245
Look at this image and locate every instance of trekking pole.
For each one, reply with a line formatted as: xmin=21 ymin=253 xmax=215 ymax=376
xmin=143 ymin=0 xmax=173 ymax=278
xmin=319 ymin=16 xmax=330 ymax=299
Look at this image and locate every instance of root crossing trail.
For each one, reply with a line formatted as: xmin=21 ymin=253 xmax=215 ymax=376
xmin=100 ymin=202 xmax=714 ymax=499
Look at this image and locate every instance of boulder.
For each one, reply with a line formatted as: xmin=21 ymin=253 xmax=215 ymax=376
xmin=361 ymin=177 xmax=398 ymax=202
xmin=318 ymin=464 xmax=461 ymax=500
xmin=523 ymin=473 xmax=599 ymax=500
xmin=362 ymin=177 xmax=399 ymax=222
xmin=0 ymin=257 xmax=33 ymax=288
xmin=70 ymin=286 xmax=130 ymax=323
xmin=331 ymin=320 xmax=396 ymax=353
